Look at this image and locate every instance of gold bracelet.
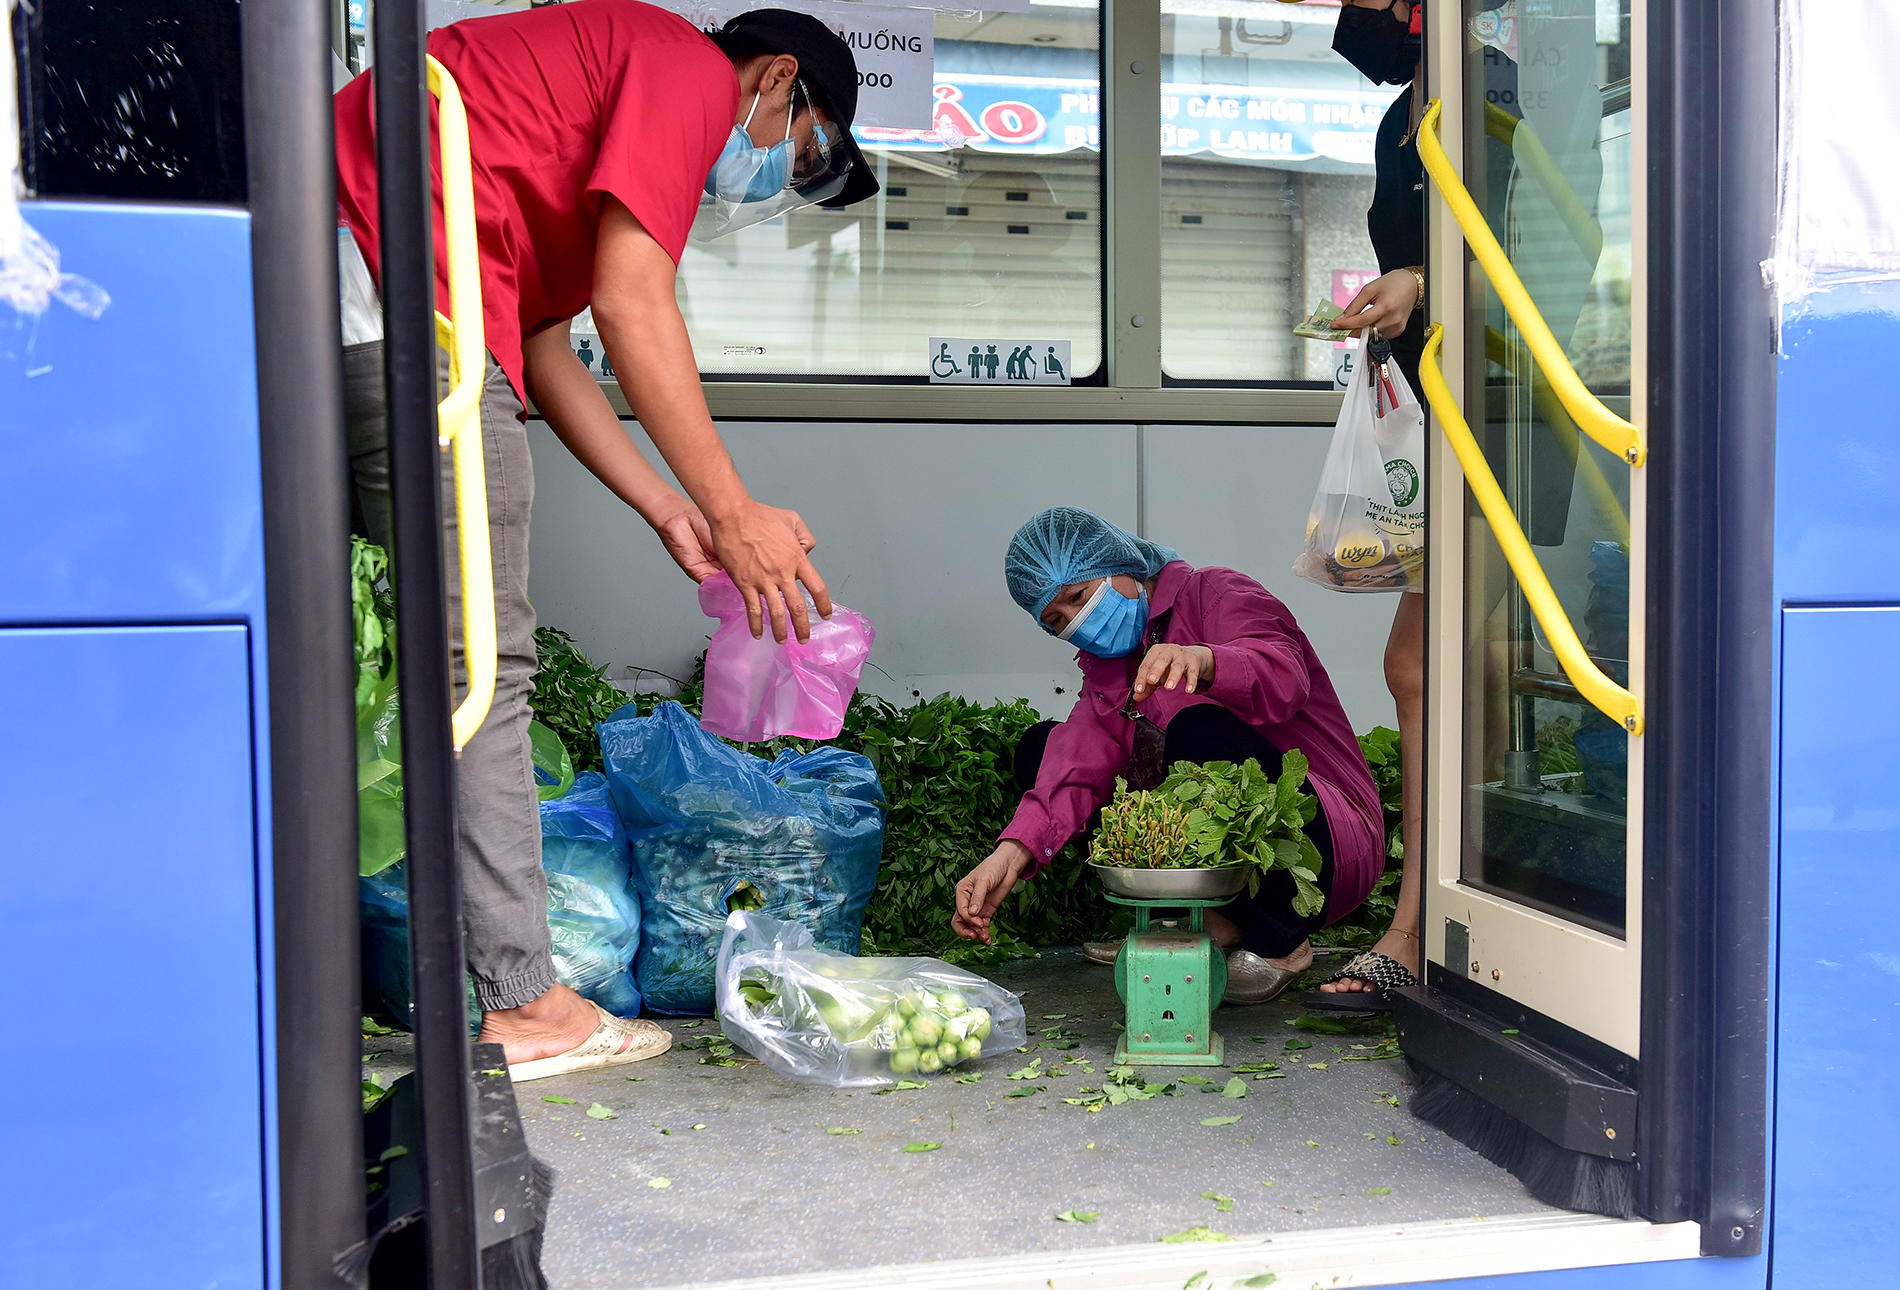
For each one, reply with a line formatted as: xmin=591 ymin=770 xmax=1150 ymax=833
xmin=1407 ymin=266 xmax=1426 ymax=311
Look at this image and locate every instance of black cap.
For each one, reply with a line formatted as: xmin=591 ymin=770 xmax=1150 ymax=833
xmin=716 ymin=8 xmax=880 ymax=208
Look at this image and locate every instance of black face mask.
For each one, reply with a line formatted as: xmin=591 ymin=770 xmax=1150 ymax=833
xmin=1333 ymin=5 xmax=1420 ymax=85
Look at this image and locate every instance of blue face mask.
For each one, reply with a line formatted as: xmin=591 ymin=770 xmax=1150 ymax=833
xmin=705 ymin=90 xmax=796 ymax=205
xmin=1058 ymin=578 xmax=1149 ymax=659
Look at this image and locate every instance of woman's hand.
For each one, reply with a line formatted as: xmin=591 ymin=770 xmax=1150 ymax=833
xmin=1133 ymin=643 xmax=1216 ymax=702
xmin=952 ymin=841 xmax=1034 ymax=944
xmin=1335 ymin=268 xmax=1422 ymax=339
xmin=651 ymin=501 xmax=722 ymax=583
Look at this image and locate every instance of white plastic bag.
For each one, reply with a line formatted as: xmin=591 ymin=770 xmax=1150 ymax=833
xmin=716 ymin=910 xmax=1027 ymax=1088
xmin=1293 ymin=339 xmax=1426 ymax=593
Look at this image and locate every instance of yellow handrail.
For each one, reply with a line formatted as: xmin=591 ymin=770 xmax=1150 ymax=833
xmin=1419 ymin=324 xmax=1642 ymax=735
xmin=427 ymin=56 xmax=497 ymax=753
xmin=1484 ymin=325 xmax=1631 ymax=548
xmin=1417 ymin=99 xmax=1644 ymax=467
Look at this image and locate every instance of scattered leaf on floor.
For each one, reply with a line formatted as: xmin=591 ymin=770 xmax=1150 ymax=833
xmin=691 ymin=1123 xmax=707 ymax=1130
xmin=1305 ymin=1140 xmax=1319 ymax=1148
xmin=1308 ymin=1062 xmax=1330 ymax=1070
xmin=1260 ymin=1180 xmax=1276 ymax=1187
xmin=542 ymin=1095 xmax=579 ymax=1105
xmin=680 ymin=1021 xmax=703 ymax=1029
xmin=1008 ymin=1059 xmax=1045 ymax=1080
xmin=1054 ymin=1208 xmax=1100 ymax=1223
xmin=1292 ymin=1013 xmax=1353 ymax=1034
xmin=1200 ymin=1115 xmax=1243 ymax=1127
xmin=1367 ymin=1187 xmax=1393 ymax=1195
xmin=955 ymin=1072 xmax=983 ymax=1084
xmin=1238 ymin=1274 xmax=1280 ymax=1287
xmin=894 ymin=1079 xmax=927 ymax=1090
xmin=824 ymin=1126 xmax=863 ymax=1135
xmin=1043 ymin=1014 xmax=1070 ymax=1020
xmin=1040 ymin=1040 xmax=1081 ymax=1050
xmin=479 ymin=1068 xmax=506 ymax=1078
xmin=585 ymin=1103 xmax=616 ymax=1120
xmin=1221 ymin=1077 xmax=1248 ymax=1099
xmin=900 ymin=1141 xmax=942 ymax=1153
xmin=1201 ymin=1191 xmax=1236 ymax=1213
xmin=362 ymin=1016 xmax=400 ymax=1037
xmin=1502 ymin=1028 xmax=1520 ymax=1035
xmin=1006 ymin=1085 xmax=1047 ymax=1099
xmin=1184 ymin=1272 xmax=1208 ymax=1290
xmin=1233 ymin=1061 xmax=1279 ymax=1074
xmin=1284 ymin=1038 xmax=1313 ymax=1051
xmin=1239 ymin=1135 xmax=1256 ymax=1145
xmin=1387 ymin=1134 xmax=1402 ymax=1146
xmin=1157 ymin=1226 xmax=1232 ymax=1244
xmin=1016 ymin=1045 xmax=1034 ymax=1053
xmin=625 ymin=1075 xmax=644 ymax=1082
xmin=648 ymin=1178 xmax=671 ymax=1189
xmin=1178 ymin=1076 xmax=1212 ymax=1085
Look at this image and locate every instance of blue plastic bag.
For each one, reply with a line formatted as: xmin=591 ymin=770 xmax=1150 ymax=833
xmin=541 ymin=771 xmax=643 ymax=1017
xmin=360 ymin=773 xmax=645 ymax=1027
xmin=599 ymin=701 xmax=885 ymax=1015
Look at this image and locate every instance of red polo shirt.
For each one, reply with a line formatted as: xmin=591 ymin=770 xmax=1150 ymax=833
xmin=335 ymin=0 xmax=739 ymax=402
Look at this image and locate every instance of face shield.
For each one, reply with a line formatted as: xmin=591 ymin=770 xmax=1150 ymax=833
xmin=693 ymin=80 xmax=855 ymax=241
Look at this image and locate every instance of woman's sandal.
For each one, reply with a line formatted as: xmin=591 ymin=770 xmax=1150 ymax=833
xmin=506 ymin=1002 xmax=673 ymax=1083
xmin=1296 ymin=949 xmax=1419 ymax=1013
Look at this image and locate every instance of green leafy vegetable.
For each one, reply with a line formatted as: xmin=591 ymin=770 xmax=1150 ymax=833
xmin=1157 ymin=1226 xmax=1232 ymax=1244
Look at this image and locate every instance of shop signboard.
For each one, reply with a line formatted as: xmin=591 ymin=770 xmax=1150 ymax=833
xmin=857 ymin=73 xmax=1398 ymax=170
xmin=650 ymin=0 xmax=934 ymax=129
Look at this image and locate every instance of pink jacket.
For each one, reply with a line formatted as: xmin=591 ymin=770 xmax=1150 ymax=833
xmin=999 ymin=562 xmax=1384 ymax=924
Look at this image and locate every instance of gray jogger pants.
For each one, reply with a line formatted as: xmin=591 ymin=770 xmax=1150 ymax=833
xmin=343 ymin=341 xmax=555 ymax=1013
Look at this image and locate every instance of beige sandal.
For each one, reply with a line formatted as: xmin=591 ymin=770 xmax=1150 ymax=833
xmin=506 ymin=1003 xmax=672 ymax=1083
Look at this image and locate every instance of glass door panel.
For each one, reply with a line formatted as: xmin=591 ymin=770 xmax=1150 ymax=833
xmin=1460 ymin=0 xmax=1634 ymax=935
xmin=1426 ymin=0 xmax=1644 ymax=1058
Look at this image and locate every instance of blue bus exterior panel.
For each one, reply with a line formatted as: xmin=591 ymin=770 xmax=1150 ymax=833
xmin=0 ymin=625 xmax=263 ymax=1288
xmin=1773 ymin=606 xmax=1900 ymax=1286
xmin=0 ymin=203 xmax=263 ymax=623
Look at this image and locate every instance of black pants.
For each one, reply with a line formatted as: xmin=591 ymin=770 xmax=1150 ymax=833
xmin=1014 ymin=703 xmax=1335 ymax=958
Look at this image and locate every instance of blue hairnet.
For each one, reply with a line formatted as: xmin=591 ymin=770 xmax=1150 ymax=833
xmin=1004 ymin=506 xmax=1182 ymax=623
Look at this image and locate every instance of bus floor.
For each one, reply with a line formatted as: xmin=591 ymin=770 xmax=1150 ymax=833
xmin=363 ymin=948 xmax=1557 ymax=1289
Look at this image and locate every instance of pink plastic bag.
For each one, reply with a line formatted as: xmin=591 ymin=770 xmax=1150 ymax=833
xmin=696 ymin=572 xmax=876 ymax=742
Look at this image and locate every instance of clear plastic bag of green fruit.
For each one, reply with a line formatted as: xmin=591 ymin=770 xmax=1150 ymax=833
xmin=716 ymin=909 xmax=1027 ymax=1087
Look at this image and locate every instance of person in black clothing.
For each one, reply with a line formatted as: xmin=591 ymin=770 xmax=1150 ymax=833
xmin=1315 ymin=0 xmax=1429 ymax=1003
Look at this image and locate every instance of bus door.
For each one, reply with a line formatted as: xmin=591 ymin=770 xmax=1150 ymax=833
xmin=1402 ymin=0 xmax=1651 ymax=1217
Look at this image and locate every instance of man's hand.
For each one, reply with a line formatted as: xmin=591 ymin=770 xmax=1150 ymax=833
xmin=653 ymin=502 xmax=721 ymax=583
xmin=1132 ymin=643 xmax=1216 ymax=702
xmin=706 ymin=500 xmax=833 ymax=643
xmin=952 ymin=841 xmax=1034 ymax=944
xmin=1335 ymin=268 xmax=1421 ymax=339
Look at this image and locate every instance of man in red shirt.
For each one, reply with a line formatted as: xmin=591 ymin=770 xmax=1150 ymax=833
xmin=335 ymin=3 xmax=879 ymax=1078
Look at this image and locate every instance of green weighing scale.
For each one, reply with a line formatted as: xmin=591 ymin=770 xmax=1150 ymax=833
xmin=1092 ymin=864 xmax=1250 ymax=1067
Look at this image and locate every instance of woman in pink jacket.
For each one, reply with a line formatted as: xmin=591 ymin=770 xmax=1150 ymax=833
xmin=952 ymin=507 xmax=1385 ymax=1004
